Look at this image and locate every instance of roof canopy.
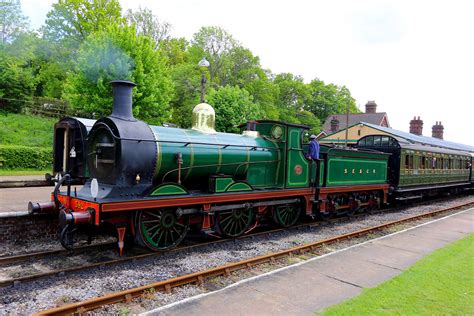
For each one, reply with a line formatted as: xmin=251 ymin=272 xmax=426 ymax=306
xmin=360 ymin=122 xmax=474 ymax=153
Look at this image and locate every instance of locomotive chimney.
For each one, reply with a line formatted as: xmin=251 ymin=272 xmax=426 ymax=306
xmin=110 ymin=80 xmax=136 ymax=121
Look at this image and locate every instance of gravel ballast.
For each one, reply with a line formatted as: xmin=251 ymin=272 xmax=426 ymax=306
xmin=0 ymin=196 xmax=472 ymax=314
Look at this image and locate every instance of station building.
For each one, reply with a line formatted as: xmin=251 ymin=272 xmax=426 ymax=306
xmin=317 ymin=101 xmax=389 ymax=143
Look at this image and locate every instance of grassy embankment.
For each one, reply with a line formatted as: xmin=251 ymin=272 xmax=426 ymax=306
xmin=321 ymin=233 xmax=474 ymax=315
xmin=0 ymin=113 xmax=55 ymax=175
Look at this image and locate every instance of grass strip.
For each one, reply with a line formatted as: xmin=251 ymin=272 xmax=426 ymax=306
xmin=321 ymin=233 xmax=474 ymax=315
xmin=0 ymin=169 xmax=50 ymax=176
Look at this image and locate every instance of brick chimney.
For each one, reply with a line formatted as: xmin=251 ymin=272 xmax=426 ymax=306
xmin=409 ymin=116 xmax=423 ymax=135
xmin=432 ymin=121 xmax=444 ymax=139
xmin=330 ymin=116 xmax=340 ymax=132
xmin=365 ymin=101 xmax=377 ymax=114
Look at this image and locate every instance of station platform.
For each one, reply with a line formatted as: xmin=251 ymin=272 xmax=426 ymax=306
xmin=144 ymin=208 xmax=474 ymax=316
xmin=0 ymin=175 xmax=46 ymax=182
xmin=0 ymin=186 xmax=54 ymax=215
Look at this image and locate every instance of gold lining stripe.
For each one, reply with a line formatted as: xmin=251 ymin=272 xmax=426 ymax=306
xmin=244 ymin=137 xmax=250 ymax=174
xmin=214 ymin=134 xmax=222 ymax=174
xmin=183 ymin=129 xmax=194 ymax=180
xmin=151 ymin=127 xmax=162 ymax=178
xmin=272 ymin=139 xmax=281 ymax=185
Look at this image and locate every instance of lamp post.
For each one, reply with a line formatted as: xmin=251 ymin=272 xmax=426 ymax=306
xmin=198 ymin=57 xmax=210 ymax=103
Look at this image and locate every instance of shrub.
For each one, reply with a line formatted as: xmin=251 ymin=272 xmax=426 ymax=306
xmin=0 ymin=145 xmax=52 ymax=170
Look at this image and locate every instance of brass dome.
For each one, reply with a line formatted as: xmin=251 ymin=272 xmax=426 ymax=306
xmin=192 ymin=103 xmax=216 ymax=133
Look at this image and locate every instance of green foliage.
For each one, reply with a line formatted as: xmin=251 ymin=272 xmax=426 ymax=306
xmin=42 ymin=0 xmax=123 ymax=46
xmin=0 ymin=113 xmax=55 ymax=147
xmin=168 ymin=62 xmax=201 ymax=128
xmin=0 ymin=0 xmax=29 ymax=43
xmin=321 ymin=234 xmax=474 ymax=315
xmin=0 ymin=145 xmax=52 ymax=169
xmin=294 ymin=110 xmax=321 ymax=135
xmin=274 ymin=73 xmax=309 ymax=110
xmin=126 ymin=7 xmax=171 ymax=49
xmin=64 ymin=23 xmax=174 ymax=124
xmin=306 ymin=79 xmax=359 ymax=122
xmin=191 ymin=26 xmax=237 ymax=86
xmin=0 ymin=46 xmax=36 ymax=113
xmin=207 ymin=85 xmax=261 ymax=133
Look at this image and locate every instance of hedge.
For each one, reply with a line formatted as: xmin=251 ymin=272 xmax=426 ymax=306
xmin=0 ymin=145 xmax=52 ymax=169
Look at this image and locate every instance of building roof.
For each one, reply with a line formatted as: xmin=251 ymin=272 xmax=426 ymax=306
xmin=361 ymin=122 xmax=474 ymax=153
xmin=322 ymin=112 xmax=388 ymax=134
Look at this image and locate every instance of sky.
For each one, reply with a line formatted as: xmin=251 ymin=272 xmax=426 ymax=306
xmin=21 ymin=0 xmax=474 ymax=145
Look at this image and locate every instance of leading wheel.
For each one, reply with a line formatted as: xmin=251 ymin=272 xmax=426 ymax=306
xmin=137 ymin=209 xmax=189 ymax=251
xmin=59 ymin=224 xmax=77 ymax=250
xmin=215 ymin=207 xmax=254 ymax=238
xmin=273 ymin=204 xmax=300 ymax=227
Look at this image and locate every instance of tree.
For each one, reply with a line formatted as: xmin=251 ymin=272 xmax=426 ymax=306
xmin=42 ymin=0 xmax=123 ymax=45
xmin=64 ymin=23 xmax=173 ymax=124
xmin=207 ymin=85 xmax=261 ymax=133
xmin=125 ymin=7 xmax=171 ymax=49
xmin=305 ymin=79 xmax=358 ymax=122
xmin=273 ymin=73 xmax=309 ymax=110
xmin=191 ymin=26 xmax=237 ymax=85
xmin=168 ymin=62 xmax=202 ymax=128
xmin=0 ymin=48 xmax=36 ymax=113
xmin=244 ymin=74 xmax=279 ymax=120
xmin=0 ymin=0 xmax=28 ymax=43
xmin=294 ymin=110 xmax=321 ymax=135
xmin=6 ymin=33 xmax=69 ymax=99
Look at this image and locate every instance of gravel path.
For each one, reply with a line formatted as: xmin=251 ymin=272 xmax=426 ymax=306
xmin=1 ymin=195 xmax=472 ymax=314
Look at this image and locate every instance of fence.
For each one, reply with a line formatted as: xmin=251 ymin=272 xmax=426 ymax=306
xmin=0 ymin=97 xmax=96 ymax=119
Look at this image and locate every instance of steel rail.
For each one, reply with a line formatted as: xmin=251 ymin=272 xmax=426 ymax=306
xmin=35 ymin=201 xmax=473 ymax=316
xmin=0 ymin=242 xmax=116 ymax=266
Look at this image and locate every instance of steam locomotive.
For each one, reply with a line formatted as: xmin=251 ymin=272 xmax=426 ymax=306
xmin=29 ymin=81 xmax=472 ymax=254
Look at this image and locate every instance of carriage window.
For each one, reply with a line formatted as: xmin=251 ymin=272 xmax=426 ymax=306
xmin=381 ymin=136 xmax=389 ymax=146
xmin=366 ymin=136 xmax=374 ymax=146
xmin=389 ymin=138 xmax=397 ymax=147
xmin=373 ymin=136 xmax=382 ymax=146
xmin=421 ymin=156 xmax=426 ymax=169
xmin=405 ymin=154 xmax=413 ymax=169
xmin=359 ymin=138 xmax=366 ymax=146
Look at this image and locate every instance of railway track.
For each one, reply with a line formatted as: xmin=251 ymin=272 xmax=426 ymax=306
xmin=0 ymin=241 xmax=116 ymax=266
xmin=0 ymin=213 xmax=331 ymax=288
xmin=1 ymin=199 xmax=471 ymax=289
xmin=34 ymin=201 xmax=472 ymax=315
